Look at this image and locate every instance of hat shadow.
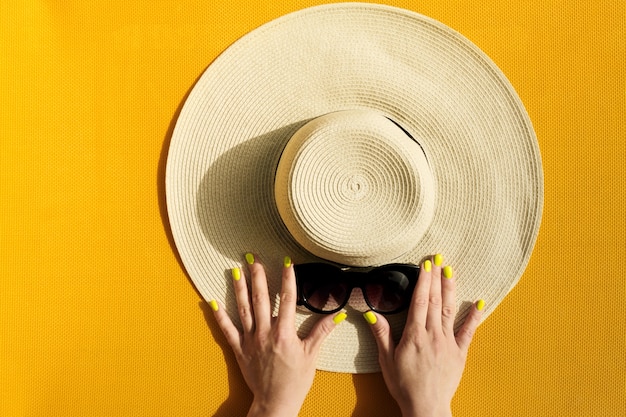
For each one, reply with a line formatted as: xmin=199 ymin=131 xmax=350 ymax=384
xmin=158 ymin=70 xmax=204 ymax=297
xmin=158 ymin=75 xmax=313 ymax=294
xmin=194 ymin=120 xmax=314 ymax=268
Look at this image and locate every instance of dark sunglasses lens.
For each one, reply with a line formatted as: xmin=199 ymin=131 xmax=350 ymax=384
xmin=296 ymin=264 xmax=349 ymax=312
xmin=364 ymin=270 xmax=414 ymax=313
xmin=303 ymin=281 xmax=349 ymax=312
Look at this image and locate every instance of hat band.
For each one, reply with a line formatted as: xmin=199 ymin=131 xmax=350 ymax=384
xmin=274 ymin=109 xmax=436 ymax=267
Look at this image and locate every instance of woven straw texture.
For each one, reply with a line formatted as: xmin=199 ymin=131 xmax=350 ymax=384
xmin=165 ymin=3 xmax=543 ymax=373
xmin=275 ymin=110 xmax=436 ymax=267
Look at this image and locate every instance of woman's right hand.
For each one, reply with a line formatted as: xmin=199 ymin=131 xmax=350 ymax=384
xmin=364 ymin=254 xmax=484 ymax=417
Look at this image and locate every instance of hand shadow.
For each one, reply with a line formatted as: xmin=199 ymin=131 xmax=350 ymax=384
xmin=351 ymin=373 xmax=401 ymax=417
xmin=199 ymin=292 xmax=407 ymax=417
xmin=199 ymin=300 xmax=253 ymax=417
xmin=157 ymin=70 xmax=206 ymax=300
xmin=199 ymin=300 xmax=401 ymax=417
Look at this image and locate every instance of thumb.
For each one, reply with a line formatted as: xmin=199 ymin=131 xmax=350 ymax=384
xmin=363 ymin=310 xmax=395 ymax=363
xmin=455 ymin=299 xmax=485 ymax=353
xmin=304 ymin=311 xmax=347 ymax=354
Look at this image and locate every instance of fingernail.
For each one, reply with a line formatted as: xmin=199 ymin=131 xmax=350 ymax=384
xmin=424 ymin=260 xmax=432 ymax=272
xmin=245 ymin=253 xmax=255 ymax=265
xmin=232 ymin=267 xmax=241 ymax=281
xmin=477 ymin=299 xmax=485 ymax=311
xmin=283 ymin=256 xmax=292 ymax=268
xmin=434 ymin=253 xmax=443 ymax=267
xmin=209 ymin=300 xmax=219 ymax=312
xmin=363 ymin=311 xmax=377 ymax=325
xmin=333 ymin=312 xmax=347 ymax=324
xmin=443 ymin=265 xmax=453 ymax=279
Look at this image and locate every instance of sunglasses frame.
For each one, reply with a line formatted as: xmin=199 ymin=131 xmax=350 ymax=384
xmin=294 ymin=262 xmax=420 ymax=315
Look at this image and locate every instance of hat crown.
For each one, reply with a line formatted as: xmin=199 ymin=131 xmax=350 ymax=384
xmin=275 ymin=110 xmax=435 ymax=266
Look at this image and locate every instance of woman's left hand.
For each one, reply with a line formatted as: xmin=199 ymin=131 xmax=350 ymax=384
xmin=211 ymin=255 xmax=345 ymax=417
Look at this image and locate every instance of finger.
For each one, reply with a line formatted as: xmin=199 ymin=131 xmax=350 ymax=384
xmin=231 ymin=266 xmax=254 ymax=333
xmin=246 ymin=253 xmax=271 ymax=333
xmin=276 ymin=256 xmax=297 ymax=332
xmin=406 ymin=257 xmax=433 ymax=328
xmin=455 ymin=299 xmax=485 ymax=352
xmin=426 ymin=256 xmax=444 ymax=331
xmin=303 ymin=311 xmax=347 ymax=354
xmin=363 ymin=311 xmax=395 ymax=365
xmin=441 ymin=267 xmax=457 ymax=335
xmin=210 ymin=299 xmax=243 ymax=355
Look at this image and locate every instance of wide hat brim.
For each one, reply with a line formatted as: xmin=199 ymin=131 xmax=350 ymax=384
xmin=165 ymin=3 xmax=543 ymax=373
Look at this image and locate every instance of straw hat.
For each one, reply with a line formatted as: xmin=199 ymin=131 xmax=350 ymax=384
xmin=165 ymin=3 xmax=543 ymax=373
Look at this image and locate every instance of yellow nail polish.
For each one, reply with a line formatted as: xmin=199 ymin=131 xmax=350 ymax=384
xmin=443 ymin=265 xmax=453 ymax=279
xmin=232 ymin=267 xmax=241 ymax=281
xmin=363 ymin=311 xmax=377 ymax=325
xmin=477 ymin=299 xmax=485 ymax=311
xmin=333 ymin=312 xmax=347 ymax=324
xmin=434 ymin=254 xmax=443 ymax=267
xmin=424 ymin=260 xmax=432 ymax=272
xmin=283 ymin=256 xmax=292 ymax=268
xmin=245 ymin=253 xmax=254 ymax=265
xmin=209 ymin=300 xmax=219 ymax=312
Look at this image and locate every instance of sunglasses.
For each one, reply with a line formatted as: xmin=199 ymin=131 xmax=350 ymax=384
xmin=294 ymin=263 xmax=419 ymax=315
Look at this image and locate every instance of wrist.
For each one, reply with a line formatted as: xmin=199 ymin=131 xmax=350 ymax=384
xmin=247 ymin=397 xmax=302 ymax=417
xmin=400 ymin=405 xmax=452 ymax=417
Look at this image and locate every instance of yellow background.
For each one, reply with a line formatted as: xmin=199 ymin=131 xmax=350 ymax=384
xmin=1 ymin=0 xmax=624 ymax=415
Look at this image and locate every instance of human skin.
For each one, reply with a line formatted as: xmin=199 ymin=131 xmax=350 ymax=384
xmin=210 ymin=254 xmax=344 ymax=417
xmin=211 ymin=253 xmax=483 ymax=417
xmin=365 ymin=255 xmax=484 ymax=417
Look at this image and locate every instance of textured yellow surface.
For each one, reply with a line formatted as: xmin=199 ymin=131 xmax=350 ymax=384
xmin=1 ymin=1 xmax=624 ymax=416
